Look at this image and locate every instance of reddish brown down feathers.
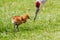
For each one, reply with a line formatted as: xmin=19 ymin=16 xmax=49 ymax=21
xmin=12 ymin=14 xmax=30 ymax=29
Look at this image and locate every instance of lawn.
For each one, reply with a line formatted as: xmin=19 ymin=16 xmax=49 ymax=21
xmin=0 ymin=0 xmax=60 ymax=40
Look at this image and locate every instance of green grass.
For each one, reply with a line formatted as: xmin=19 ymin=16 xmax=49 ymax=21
xmin=0 ymin=0 xmax=60 ymax=40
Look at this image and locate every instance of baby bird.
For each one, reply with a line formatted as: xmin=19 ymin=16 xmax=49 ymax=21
xmin=12 ymin=14 xmax=30 ymax=30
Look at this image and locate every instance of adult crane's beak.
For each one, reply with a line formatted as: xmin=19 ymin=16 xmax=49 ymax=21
xmin=34 ymin=7 xmax=39 ymax=21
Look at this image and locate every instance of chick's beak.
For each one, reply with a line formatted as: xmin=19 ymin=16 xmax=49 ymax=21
xmin=28 ymin=16 xmax=30 ymax=19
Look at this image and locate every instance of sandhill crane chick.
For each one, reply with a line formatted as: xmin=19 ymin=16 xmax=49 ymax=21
xmin=12 ymin=14 xmax=30 ymax=30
